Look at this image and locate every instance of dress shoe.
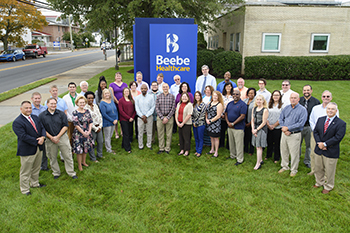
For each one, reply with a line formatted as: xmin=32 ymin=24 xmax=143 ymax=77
xmin=278 ymin=168 xmax=287 ymax=174
xmin=322 ymin=189 xmax=330 ymax=194
xmin=139 ymin=147 xmax=144 ymax=150
xmin=54 ymin=176 xmax=60 ymax=179
xmin=226 ymin=157 xmax=234 ymax=160
xmin=307 ymin=171 xmax=314 ymax=176
xmin=25 ymin=192 xmax=32 ymax=196
xmin=148 ymin=147 xmax=153 ymax=150
xmin=290 ymin=172 xmax=297 ymax=177
xmin=305 ymin=164 xmax=311 ymax=168
xmin=157 ymin=150 xmax=164 ymax=154
xmin=41 ymin=168 xmax=49 ymax=171
xmin=72 ymin=176 xmax=78 ymax=179
xmin=33 ymin=183 xmax=46 ymax=188
xmin=211 ymin=155 xmax=218 ymax=158
xmin=235 ymin=162 xmax=242 ymax=166
xmin=165 ymin=151 xmax=170 ymax=154
xmin=313 ymin=185 xmax=321 ymax=188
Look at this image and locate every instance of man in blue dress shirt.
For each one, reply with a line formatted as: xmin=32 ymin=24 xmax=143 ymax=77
xmin=217 ymin=71 xmax=237 ymax=93
xmin=31 ymin=92 xmax=48 ymax=171
xmin=195 ymin=65 xmax=217 ymax=96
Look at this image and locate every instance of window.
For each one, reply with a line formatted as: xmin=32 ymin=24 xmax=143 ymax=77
xmin=235 ymin=33 xmax=240 ymax=52
xmin=310 ymin=33 xmax=330 ymax=53
xmin=214 ymin=35 xmax=219 ymax=49
xmin=262 ymin=33 xmax=281 ymax=52
xmin=230 ymin=33 xmax=234 ymax=51
xmin=58 ymin=26 xmax=60 ymax=32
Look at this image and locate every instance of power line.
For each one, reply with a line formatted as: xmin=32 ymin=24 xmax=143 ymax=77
xmin=16 ymin=0 xmax=60 ymax=12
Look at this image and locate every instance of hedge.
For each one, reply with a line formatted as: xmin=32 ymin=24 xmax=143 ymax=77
xmin=244 ymin=55 xmax=350 ymax=80
xmin=197 ymin=50 xmax=214 ymax=75
xmin=212 ymin=51 xmax=242 ymax=78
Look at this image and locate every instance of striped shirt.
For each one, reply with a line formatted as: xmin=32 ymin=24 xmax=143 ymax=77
xmin=192 ymin=102 xmax=207 ymax=126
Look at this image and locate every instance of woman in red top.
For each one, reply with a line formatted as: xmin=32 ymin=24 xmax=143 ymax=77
xmin=175 ymin=92 xmax=193 ymax=156
xmin=118 ymin=88 xmax=136 ymax=153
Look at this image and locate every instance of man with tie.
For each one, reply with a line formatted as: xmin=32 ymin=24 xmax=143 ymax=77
xmin=308 ymin=90 xmax=339 ymax=175
xmin=12 ymin=101 xmax=46 ymax=195
xmin=313 ymin=102 xmax=346 ymax=194
xmin=195 ymin=65 xmax=217 ymax=95
xmin=299 ymin=85 xmax=320 ymax=169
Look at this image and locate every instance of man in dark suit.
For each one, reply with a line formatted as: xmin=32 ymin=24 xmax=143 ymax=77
xmin=12 ymin=101 xmax=46 ymax=195
xmin=313 ymin=102 xmax=346 ymax=194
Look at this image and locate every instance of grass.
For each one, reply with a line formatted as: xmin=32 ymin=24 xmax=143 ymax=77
xmin=1 ymin=68 xmax=350 ymax=232
xmin=0 ymin=77 xmax=57 ymax=102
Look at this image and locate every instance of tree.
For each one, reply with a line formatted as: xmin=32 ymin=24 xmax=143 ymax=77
xmin=0 ymin=0 xmax=48 ymax=50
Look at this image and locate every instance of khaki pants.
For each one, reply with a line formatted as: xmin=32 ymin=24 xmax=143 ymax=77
xmin=228 ymin=128 xmax=245 ymax=163
xmin=46 ymin=133 xmax=76 ymax=177
xmin=310 ymin=132 xmax=316 ymax=173
xmin=20 ymin=147 xmax=42 ymax=194
xmin=138 ymin=116 xmax=153 ymax=149
xmin=157 ymin=116 xmax=174 ymax=152
xmin=314 ymin=154 xmax=338 ymax=191
xmin=280 ymin=132 xmax=301 ymax=174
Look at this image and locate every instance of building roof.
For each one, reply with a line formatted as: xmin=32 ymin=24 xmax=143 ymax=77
xmin=32 ymin=31 xmax=51 ymax=37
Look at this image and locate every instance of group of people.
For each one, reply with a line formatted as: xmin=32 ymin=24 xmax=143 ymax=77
xmin=13 ymin=65 xmax=346 ymax=196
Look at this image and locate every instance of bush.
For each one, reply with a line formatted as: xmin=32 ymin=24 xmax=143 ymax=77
xmin=212 ymin=47 xmax=225 ymax=55
xmin=197 ymin=50 xmax=215 ymax=75
xmin=212 ymin=51 xmax=242 ymax=78
xmin=244 ymin=55 xmax=350 ymax=80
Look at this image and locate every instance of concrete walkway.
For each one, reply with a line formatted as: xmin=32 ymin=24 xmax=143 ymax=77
xmin=0 ymin=55 xmax=118 ymax=127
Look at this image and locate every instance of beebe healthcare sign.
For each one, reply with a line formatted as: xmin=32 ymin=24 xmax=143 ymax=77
xmin=149 ymin=24 xmax=197 ymax=90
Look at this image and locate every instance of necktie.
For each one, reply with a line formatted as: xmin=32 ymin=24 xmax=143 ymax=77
xmin=305 ymin=99 xmax=308 ymax=110
xmin=324 ymin=118 xmax=330 ymax=134
xmin=201 ymin=76 xmax=207 ymax=96
xmin=28 ymin=116 xmax=38 ymax=133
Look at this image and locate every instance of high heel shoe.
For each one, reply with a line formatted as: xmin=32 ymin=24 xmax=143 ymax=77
xmin=254 ymin=165 xmax=261 ymax=170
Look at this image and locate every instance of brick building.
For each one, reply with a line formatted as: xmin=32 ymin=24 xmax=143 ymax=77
xmin=207 ymin=0 xmax=350 ymax=72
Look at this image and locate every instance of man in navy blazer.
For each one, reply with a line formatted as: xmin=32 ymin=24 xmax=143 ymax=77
xmin=313 ymin=102 xmax=346 ymax=194
xmin=12 ymin=101 xmax=46 ymax=195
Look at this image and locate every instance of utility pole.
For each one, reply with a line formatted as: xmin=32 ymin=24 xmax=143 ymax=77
xmin=69 ymin=15 xmax=73 ymax=52
xmin=114 ymin=24 xmax=119 ymax=70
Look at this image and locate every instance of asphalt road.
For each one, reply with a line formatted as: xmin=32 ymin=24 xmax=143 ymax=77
xmin=0 ymin=49 xmax=117 ymax=93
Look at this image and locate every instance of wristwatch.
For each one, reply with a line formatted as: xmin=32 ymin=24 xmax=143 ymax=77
xmin=231 ymin=123 xmax=234 ymax=126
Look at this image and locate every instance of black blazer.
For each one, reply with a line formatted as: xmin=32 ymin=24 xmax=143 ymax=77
xmin=12 ymin=114 xmax=46 ymax=156
xmin=313 ymin=116 xmax=346 ymax=159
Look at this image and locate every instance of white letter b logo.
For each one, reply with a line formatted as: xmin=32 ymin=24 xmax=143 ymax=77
xmin=166 ymin=34 xmax=179 ymax=53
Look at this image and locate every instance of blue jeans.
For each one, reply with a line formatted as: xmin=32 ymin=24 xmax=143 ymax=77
xmin=193 ymin=125 xmax=205 ymax=154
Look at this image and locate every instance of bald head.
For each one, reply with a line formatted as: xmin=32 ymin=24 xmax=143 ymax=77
xmin=290 ymin=92 xmax=299 ymax=107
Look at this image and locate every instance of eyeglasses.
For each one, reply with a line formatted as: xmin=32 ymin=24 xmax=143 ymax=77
xmin=282 ymin=84 xmax=289 ymax=86
xmin=233 ymin=93 xmax=240 ymax=95
xmin=322 ymin=95 xmax=331 ymax=98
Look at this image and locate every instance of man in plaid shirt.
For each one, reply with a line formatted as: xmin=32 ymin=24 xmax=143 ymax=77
xmin=156 ymin=83 xmax=176 ymax=154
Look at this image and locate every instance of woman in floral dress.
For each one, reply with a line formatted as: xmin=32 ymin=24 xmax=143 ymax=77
xmin=72 ymin=96 xmax=93 ymax=171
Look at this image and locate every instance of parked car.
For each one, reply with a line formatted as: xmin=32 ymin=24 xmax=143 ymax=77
xmin=23 ymin=44 xmax=48 ymax=58
xmin=0 ymin=49 xmax=26 ymax=62
xmin=101 ymin=42 xmax=112 ymax=50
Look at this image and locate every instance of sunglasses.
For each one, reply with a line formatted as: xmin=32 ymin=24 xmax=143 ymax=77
xmin=322 ymin=95 xmax=331 ymax=98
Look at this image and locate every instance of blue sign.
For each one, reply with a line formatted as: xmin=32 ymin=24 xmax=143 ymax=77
xmin=149 ymin=24 xmax=197 ymax=92
xmin=53 ymin=41 xmax=60 ymax=47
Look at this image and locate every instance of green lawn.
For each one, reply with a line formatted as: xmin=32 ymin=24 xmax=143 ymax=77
xmin=1 ymin=68 xmax=349 ymax=232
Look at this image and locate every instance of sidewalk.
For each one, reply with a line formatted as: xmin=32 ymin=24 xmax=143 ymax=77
xmin=0 ymin=55 xmax=117 ymax=127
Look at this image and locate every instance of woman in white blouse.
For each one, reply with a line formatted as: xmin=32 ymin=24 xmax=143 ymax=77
xmin=266 ymin=90 xmax=283 ymax=163
xmin=85 ymin=91 xmax=103 ymax=162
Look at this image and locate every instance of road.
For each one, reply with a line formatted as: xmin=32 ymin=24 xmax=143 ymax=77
xmin=0 ymin=49 xmax=117 ymax=93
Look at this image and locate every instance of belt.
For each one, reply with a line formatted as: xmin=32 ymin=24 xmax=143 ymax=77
xmin=290 ymin=130 xmax=301 ymax=134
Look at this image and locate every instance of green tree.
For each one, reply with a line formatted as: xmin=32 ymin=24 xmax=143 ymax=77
xmin=47 ymin=0 xmax=243 ymax=43
xmin=0 ymin=0 xmax=47 ymax=50
xmin=62 ymin=31 xmax=80 ymax=48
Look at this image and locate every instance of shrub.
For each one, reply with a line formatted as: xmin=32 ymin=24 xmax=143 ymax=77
xmin=212 ymin=47 xmax=225 ymax=55
xmin=244 ymin=55 xmax=350 ymax=80
xmin=197 ymin=50 xmax=214 ymax=75
xmin=212 ymin=51 xmax=242 ymax=78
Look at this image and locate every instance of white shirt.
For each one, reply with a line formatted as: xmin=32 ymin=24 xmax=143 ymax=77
xmin=280 ymin=89 xmax=296 ymax=107
xmin=195 ymin=74 xmax=217 ymax=95
xmin=136 ymin=81 xmax=149 ymax=92
xmin=309 ymin=104 xmax=339 ymax=130
xmin=170 ymin=83 xmax=181 ymax=97
xmin=62 ymin=93 xmax=82 ymax=122
xmin=158 ymin=82 xmax=165 ymax=93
